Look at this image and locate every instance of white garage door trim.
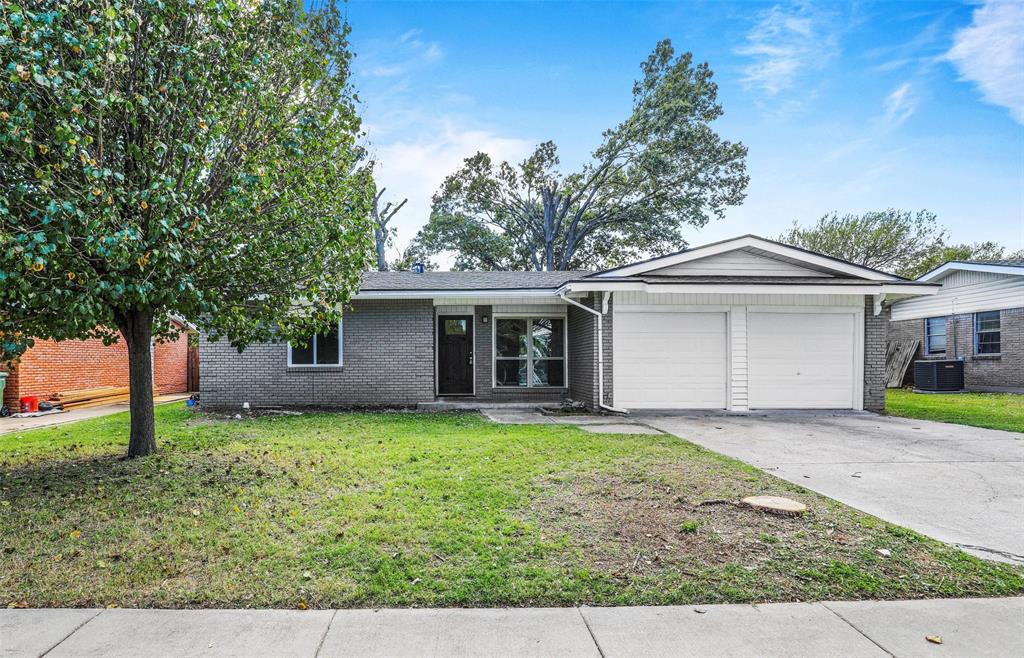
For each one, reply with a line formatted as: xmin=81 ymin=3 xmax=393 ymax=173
xmin=612 ymin=308 xmax=730 ymax=409
xmin=746 ymin=308 xmax=863 ymax=410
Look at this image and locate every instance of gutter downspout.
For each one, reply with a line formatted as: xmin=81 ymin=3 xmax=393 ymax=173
xmin=559 ymin=291 xmax=628 ymax=414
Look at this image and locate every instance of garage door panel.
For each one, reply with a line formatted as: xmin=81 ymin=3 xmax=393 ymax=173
xmin=614 ymin=311 xmax=727 ymax=409
xmin=748 ymin=312 xmax=856 ymax=409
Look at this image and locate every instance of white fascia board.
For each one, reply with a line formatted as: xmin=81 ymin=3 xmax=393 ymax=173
xmin=560 ymin=281 xmax=939 ymax=296
xmin=353 ymin=289 xmax=563 ymax=300
xmin=593 ymin=235 xmax=902 ymax=281
xmin=917 ymin=262 xmax=1024 ymax=282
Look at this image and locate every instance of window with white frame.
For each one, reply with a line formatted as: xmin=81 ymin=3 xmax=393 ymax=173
xmin=974 ymin=311 xmax=1001 ymax=355
xmin=924 ymin=317 xmax=946 ymax=355
xmin=494 ymin=317 xmax=565 ymax=387
xmin=288 ymin=322 xmax=342 ymax=366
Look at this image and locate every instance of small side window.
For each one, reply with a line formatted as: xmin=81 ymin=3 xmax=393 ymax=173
xmin=974 ymin=311 xmax=1001 ymax=355
xmin=924 ymin=317 xmax=946 ymax=355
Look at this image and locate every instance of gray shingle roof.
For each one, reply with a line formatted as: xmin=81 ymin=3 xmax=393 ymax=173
xmin=360 ymin=270 xmax=589 ymax=291
xmin=957 ymin=259 xmax=1024 ymax=267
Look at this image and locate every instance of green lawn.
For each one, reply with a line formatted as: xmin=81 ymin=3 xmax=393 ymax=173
xmin=2 ymin=405 xmax=1021 ymax=609
xmin=886 ymin=389 xmax=1024 ymax=432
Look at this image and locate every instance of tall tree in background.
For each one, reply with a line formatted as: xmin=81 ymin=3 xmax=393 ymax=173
xmin=0 ymin=0 xmax=374 ymax=456
xmin=780 ymin=210 xmax=945 ymax=278
xmin=781 ymin=210 xmax=1022 ymax=279
xmin=417 ymin=40 xmax=749 ymax=271
xmin=371 ymin=188 xmax=407 ymax=271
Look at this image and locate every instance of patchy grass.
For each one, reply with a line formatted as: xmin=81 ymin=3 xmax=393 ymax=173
xmin=887 ymin=389 xmax=1024 ymax=433
xmin=1 ymin=405 xmax=1021 ymax=608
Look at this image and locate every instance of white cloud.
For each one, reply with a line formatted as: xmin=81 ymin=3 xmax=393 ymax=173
xmin=360 ymin=28 xmax=444 ymax=79
xmin=369 ymin=121 xmax=534 ymax=264
xmin=884 ymin=82 xmax=917 ymax=126
xmin=736 ymin=3 xmax=840 ymax=96
xmin=945 ymin=0 xmax=1024 ymax=124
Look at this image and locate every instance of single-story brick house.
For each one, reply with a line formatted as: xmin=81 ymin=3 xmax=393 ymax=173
xmin=199 ymin=235 xmax=938 ymax=413
xmin=890 ymin=260 xmax=1023 ymax=391
xmin=2 ymin=317 xmax=196 ymax=410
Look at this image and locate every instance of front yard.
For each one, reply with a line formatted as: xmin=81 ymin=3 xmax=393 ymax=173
xmin=886 ymin=389 xmax=1024 ymax=433
xmin=2 ymin=405 xmax=1021 ymax=609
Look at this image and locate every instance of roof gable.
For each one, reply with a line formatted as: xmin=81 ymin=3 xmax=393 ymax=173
xmin=916 ymin=261 xmax=1024 ymax=283
xmin=591 ymin=235 xmax=901 ymax=281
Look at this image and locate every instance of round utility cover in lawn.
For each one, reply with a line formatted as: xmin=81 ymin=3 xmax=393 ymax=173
xmin=741 ymin=495 xmax=807 ymax=516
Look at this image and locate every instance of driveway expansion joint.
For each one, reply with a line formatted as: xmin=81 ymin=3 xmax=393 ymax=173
xmin=820 ymin=602 xmax=895 ymax=658
xmin=38 ymin=608 xmax=103 ymax=658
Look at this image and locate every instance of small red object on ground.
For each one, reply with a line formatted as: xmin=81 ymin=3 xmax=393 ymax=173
xmin=20 ymin=396 xmax=39 ymax=413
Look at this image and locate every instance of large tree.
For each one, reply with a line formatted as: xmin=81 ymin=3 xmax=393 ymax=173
xmin=780 ymin=210 xmax=1021 ymax=279
xmin=417 ymin=40 xmax=748 ymax=271
xmin=0 ymin=0 xmax=374 ymax=456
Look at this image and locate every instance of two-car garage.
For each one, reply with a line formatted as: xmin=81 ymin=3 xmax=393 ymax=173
xmin=612 ymin=299 xmax=863 ymax=411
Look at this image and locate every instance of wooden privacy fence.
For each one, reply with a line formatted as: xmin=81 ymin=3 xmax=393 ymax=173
xmin=885 ymin=340 xmax=919 ymax=388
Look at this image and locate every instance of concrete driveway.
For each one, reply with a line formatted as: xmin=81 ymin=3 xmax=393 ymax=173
xmin=639 ymin=412 xmax=1024 ymax=564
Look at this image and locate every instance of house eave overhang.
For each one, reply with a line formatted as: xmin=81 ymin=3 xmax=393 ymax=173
xmin=352 ymin=288 xmax=565 ymax=300
xmin=557 ymin=280 xmax=940 ymax=297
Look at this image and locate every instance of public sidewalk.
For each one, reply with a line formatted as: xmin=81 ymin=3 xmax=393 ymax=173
xmin=3 ymin=597 xmax=1021 ymax=657
xmin=0 ymin=394 xmax=189 ymax=435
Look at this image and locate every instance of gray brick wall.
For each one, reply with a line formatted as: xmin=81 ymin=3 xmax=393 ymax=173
xmin=890 ymin=307 xmax=1023 ymax=390
xmin=199 ymin=299 xmax=435 ymax=409
xmin=565 ymin=293 xmax=613 ymax=410
xmin=863 ymin=297 xmax=888 ymax=413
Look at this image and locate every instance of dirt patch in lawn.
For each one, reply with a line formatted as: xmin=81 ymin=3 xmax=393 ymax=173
xmin=524 ymin=460 xmax=1015 ymax=601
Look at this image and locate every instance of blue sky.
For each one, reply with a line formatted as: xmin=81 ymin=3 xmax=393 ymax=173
xmin=347 ymin=0 xmax=1024 ymax=266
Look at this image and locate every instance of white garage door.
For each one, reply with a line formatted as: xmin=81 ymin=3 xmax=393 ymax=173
xmin=748 ymin=312 xmax=857 ymax=409
xmin=614 ymin=311 xmax=728 ymax=409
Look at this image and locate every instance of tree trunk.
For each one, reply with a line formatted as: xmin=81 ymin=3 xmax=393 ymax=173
xmin=374 ymin=226 xmax=388 ymax=271
xmin=120 ymin=309 xmax=156 ymax=457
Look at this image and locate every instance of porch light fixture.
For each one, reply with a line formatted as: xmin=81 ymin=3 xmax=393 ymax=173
xmin=481 ymin=315 xmax=489 ymax=324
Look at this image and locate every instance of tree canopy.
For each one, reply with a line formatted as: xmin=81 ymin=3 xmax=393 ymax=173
xmin=0 ymin=0 xmax=374 ymax=455
xmin=780 ymin=210 xmax=1022 ymax=279
xmin=416 ymin=40 xmax=749 ymax=271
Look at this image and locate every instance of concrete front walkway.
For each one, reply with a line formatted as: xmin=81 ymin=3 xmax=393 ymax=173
xmin=3 ymin=598 xmax=1021 ymax=657
xmin=0 ymin=394 xmax=190 ymax=435
xmin=640 ymin=412 xmax=1024 ymax=564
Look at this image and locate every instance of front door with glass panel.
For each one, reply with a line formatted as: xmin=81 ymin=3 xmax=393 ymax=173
xmin=437 ymin=316 xmax=474 ymax=395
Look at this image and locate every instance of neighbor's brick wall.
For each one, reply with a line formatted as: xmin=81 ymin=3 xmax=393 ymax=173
xmin=1 ymin=328 xmax=190 ymax=409
xmin=154 ymin=335 xmax=190 ymax=395
xmin=863 ymin=297 xmax=888 ymax=413
xmin=890 ymin=307 xmax=1023 ymax=390
xmin=198 ymin=299 xmax=435 ymax=408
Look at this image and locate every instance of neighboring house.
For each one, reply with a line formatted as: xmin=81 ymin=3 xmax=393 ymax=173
xmin=199 ymin=235 xmax=937 ymax=413
xmin=2 ymin=318 xmax=197 ymax=410
xmin=890 ymin=261 xmax=1023 ymax=391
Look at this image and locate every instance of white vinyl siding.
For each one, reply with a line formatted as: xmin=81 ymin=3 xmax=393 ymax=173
xmin=747 ymin=312 xmax=857 ymax=409
xmin=647 ymin=248 xmax=833 ymax=277
xmin=890 ymin=273 xmax=1023 ymax=321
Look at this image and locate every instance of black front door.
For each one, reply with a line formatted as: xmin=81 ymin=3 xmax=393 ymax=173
xmin=438 ymin=316 xmax=474 ymax=395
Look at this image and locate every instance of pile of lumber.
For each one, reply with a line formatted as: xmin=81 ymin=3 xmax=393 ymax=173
xmin=50 ymin=386 xmax=130 ymax=410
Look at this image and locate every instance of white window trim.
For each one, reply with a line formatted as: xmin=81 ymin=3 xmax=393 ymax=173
xmin=287 ymin=320 xmax=344 ymax=367
xmin=492 ymin=314 xmax=568 ymax=389
xmin=973 ymin=311 xmax=1001 ymax=355
xmin=924 ymin=316 xmax=947 ymax=355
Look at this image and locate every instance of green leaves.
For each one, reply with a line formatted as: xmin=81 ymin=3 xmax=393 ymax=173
xmin=420 ymin=39 xmax=747 ymax=271
xmin=0 ymin=0 xmax=373 ymax=359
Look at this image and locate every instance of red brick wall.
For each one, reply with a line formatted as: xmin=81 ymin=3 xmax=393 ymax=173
xmin=2 ymin=326 xmax=192 ymax=409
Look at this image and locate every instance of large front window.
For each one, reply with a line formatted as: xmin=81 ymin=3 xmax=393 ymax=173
xmin=494 ymin=317 xmax=565 ymax=387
